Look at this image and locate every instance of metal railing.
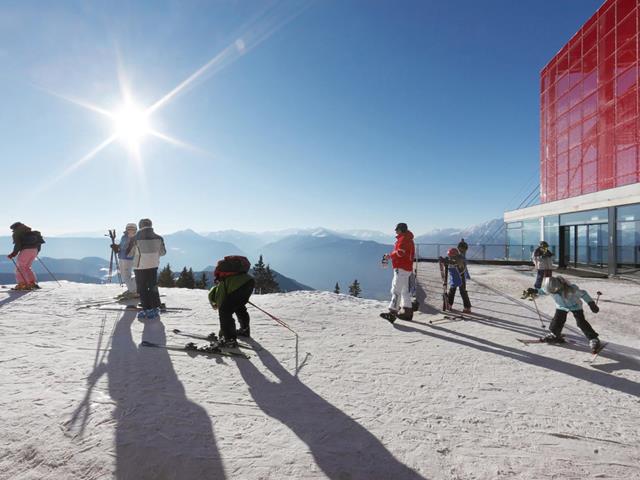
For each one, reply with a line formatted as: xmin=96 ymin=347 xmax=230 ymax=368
xmin=415 ymin=243 xmax=546 ymax=262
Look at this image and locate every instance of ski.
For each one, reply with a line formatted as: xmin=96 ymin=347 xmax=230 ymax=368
xmin=172 ymin=329 xmax=261 ymax=351
xmin=516 ymin=337 xmax=574 ymax=345
xmin=87 ymin=305 xmax=190 ymax=312
xmin=140 ymin=340 xmax=250 ymax=359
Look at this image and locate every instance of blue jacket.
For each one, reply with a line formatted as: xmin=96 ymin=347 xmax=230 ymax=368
xmin=118 ymin=234 xmax=135 ymax=261
xmin=447 ymin=257 xmax=470 ymax=287
xmin=538 ymin=283 xmax=593 ymax=312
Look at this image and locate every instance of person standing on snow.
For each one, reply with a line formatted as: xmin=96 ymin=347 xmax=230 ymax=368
xmin=446 ymin=247 xmax=472 ymax=313
xmin=380 ymin=222 xmax=415 ymax=323
xmin=7 ymin=222 xmax=45 ymax=290
xmin=531 ymin=240 xmax=554 ymax=289
xmin=126 ymin=218 xmax=166 ymax=319
xmin=527 ymin=276 xmax=602 ymax=352
xmin=111 ymin=223 xmax=139 ymax=299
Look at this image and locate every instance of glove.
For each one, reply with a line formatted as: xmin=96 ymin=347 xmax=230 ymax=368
xmin=7 ymin=253 xmax=15 ymax=259
xmin=588 ymin=301 xmax=599 ymax=313
xmin=526 ymin=288 xmax=538 ymax=296
xmin=111 ymin=244 xmax=120 ymax=253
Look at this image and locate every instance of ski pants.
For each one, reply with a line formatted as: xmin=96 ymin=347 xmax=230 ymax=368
xmin=119 ymin=259 xmax=137 ymax=293
xmin=448 ymin=278 xmax=471 ymax=309
xmin=134 ymin=267 xmax=161 ymax=310
xmin=15 ymin=248 xmax=38 ymax=285
xmin=219 ymin=279 xmax=255 ymax=341
xmin=549 ymin=309 xmax=598 ymax=340
xmin=388 ymin=268 xmax=412 ymax=311
xmin=534 ymin=269 xmax=552 ymax=289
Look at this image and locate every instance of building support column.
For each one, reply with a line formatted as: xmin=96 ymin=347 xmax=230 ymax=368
xmin=608 ymin=206 xmax=617 ymax=276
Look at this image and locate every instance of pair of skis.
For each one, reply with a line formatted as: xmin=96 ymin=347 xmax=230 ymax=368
xmin=516 ymin=337 xmax=608 ymax=363
xmin=140 ymin=328 xmax=260 ymax=359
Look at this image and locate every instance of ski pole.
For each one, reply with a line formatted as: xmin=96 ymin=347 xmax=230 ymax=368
xmin=530 ymin=296 xmax=546 ymax=329
xmin=37 ymin=257 xmax=61 ymax=286
xmin=248 ymin=301 xmax=297 ymax=335
xmin=109 ymin=229 xmax=123 ymax=286
xmin=10 ymin=257 xmax=28 ymax=286
xmin=595 ymin=291 xmax=602 ymax=306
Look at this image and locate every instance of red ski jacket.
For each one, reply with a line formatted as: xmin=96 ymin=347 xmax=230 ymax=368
xmin=390 ymin=231 xmax=415 ymax=271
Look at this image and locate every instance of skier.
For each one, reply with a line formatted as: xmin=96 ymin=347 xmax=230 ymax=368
xmin=208 ymin=256 xmax=255 ymax=348
xmin=111 ymin=223 xmax=138 ymax=299
xmin=380 ymin=222 xmax=415 ymax=323
xmin=446 ymin=247 xmax=472 ymax=314
xmin=457 ymin=238 xmax=469 ymax=258
xmin=526 ymin=276 xmax=602 ymax=352
xmin=531 ymin=240 xmax=554 ymax=289
xmin=126 ymin=218 xmax=166 ymax=319
xmin=7 ymin=222 xmax=45 ymax=290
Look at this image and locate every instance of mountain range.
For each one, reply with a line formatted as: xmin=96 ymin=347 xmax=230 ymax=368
xmin=0 ymin=219 xmax=505 ymax=299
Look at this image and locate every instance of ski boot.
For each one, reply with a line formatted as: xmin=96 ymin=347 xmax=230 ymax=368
xmin=185 ymin=342 xmax=199 ymax=351
xmin=145 ymin=308 xmax=160 ymax=319
xmin=397 ymin=308 xmax=413 ymax=321
xmin=462 ymin=308 xmax=472 ymax=314
xmin=542 ymin=332 xmax=565 ymax=344
xmin=589 ymin=338 xmax=601 ymax=353
xmin=206 ymin=332 xmax=219 ymax=342
xmin=210 ymin=337 xmax=238 ymax=350
xmin=380 ymin=310 xmax=397 ymax=324
xmin=137 ymin=310 xmax=147 ymax=319
xmin=411 ymin=300 xmax=420 ymax=312
xmin=237 ymin=327 xmax=251 ymax=338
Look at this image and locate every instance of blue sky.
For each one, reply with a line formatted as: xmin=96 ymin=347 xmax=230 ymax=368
xmin=1 ymin=0 xmax=603 ymax=235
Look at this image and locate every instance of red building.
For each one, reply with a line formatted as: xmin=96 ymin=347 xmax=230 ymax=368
xmin=505 ymin=0 xmax=640 ymax=274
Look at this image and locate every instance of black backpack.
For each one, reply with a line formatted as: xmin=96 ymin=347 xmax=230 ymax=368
xmin=23 ymin=230 xmax=45 ymax=246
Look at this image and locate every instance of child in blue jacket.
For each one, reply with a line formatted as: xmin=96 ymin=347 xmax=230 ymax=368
xmin=528 ymin=276 xmax=601 ymax=352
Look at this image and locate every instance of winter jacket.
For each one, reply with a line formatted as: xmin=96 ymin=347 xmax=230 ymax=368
xmin=127 ymin=227 xmax=166 ymax=270
xmin=447 ymin=255 xmax=470 ymax=287
xmin=390 ymin=231 xmax=415 ymax=272
xmin=538 ymin=283 xmax=593 ymax=312
xmin=10 ymin=224 xmax=44 ymax=256
xmin=532 ymin=247 xmax=554 ymax=271
xmin=208 ymin=273 xmax=254 ymax=308
xmin=118 ymin=234 xmax=135 ymax=261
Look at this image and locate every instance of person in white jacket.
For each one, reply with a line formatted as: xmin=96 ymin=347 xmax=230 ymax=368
xmin=112 ymin=223 xmax=138 ymax=299
xmin=126 ymin=218 xmax=166 ymax=319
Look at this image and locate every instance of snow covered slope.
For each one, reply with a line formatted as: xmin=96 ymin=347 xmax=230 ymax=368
xmin=0 ymin=264 xmax=639 ymax=479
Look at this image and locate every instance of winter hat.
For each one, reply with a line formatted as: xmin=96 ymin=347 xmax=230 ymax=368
xmin=126 ymin=223 xmax=137 ymax=231
xmin=539 ymin=240 xmax=549 ymax=248
xmin=138 ymin=218 xmax=152 ymax=228
xmin=447 ymin=247 xmax=460 ymax=257
xmin=395 ymin=222 xmax=408 ymax=233
xmin=9 ymin=222 xmax=22 ymax=230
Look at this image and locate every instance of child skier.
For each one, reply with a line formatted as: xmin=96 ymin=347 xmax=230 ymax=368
xmin=526 ymin=276 xmax=602 ymax=352
xmin=7 ymin=222 xmax=45 ymax=290
xmin=446 ymin=247 xmax=471 ymax=313
xmin=208 ymin=256 xmax=255 ymax=349
xmin=531 ymin=240 xmax=554 ymax=289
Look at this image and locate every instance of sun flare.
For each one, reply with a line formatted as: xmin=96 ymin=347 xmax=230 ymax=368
xmin=112 ymin=103 xmax=150 ymax=147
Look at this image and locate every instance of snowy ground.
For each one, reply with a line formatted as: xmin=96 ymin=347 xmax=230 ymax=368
xmin=0 ymin=263 xmax=639 ymax=480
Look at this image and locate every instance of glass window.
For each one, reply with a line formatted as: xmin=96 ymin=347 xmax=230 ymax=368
xmin=617 ymin=203 xmax=640 ymax=269
xmin=618 ymin=203 xmax=640 ymax=221
xmin=560 ymin=208 xmax=608 ymax=226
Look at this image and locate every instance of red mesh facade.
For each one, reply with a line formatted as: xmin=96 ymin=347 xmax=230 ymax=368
xmin=541 ymin=0 xmax=640 ymax=203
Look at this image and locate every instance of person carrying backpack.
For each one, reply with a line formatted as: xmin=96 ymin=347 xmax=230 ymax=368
xmin=208 ymin=256 xmax=255 ymax=349
xmin=7 ymin=222 xmax=45 ymax=290
xmin=112 ymin=223 xmax=138 ymax=299
xmin=446 ymin=247 xmax=472 ymax=313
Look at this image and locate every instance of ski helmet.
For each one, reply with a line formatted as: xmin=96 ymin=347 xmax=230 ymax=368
xmin=539 ymin=240 xmax=549 ymax=248
xmin=447 ymin=247 xmax=460 ymax=257
xmin=138 ymin=218 xmax=152 ymax=228
xmin=126 ymin=223 xmax=137 ymax=231
xmin=542 ymin=276 xmax=561 ymax=293
xmin=395 ymin=222 xmax=408 ymax=233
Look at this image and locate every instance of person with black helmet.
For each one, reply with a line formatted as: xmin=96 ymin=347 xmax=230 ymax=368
xmin=380 ymin=222 xmax=415 ymax=323
xmin=526 ymin=276 xmax=602 ymax=353
xmin=126 ymin=218 xmax=166 ymax=319
xmin=531 ymin=240 xmax=554 ymax=289
xmin=445 ymin=247 xmax=472 ymax=313
xmin=7 ymin=222 xmax=45 ymax=290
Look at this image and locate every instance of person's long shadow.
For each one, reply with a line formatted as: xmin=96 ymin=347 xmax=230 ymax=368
xmin=0 ymin=290 xmax=30 ymax=308
xmin=393 ymin=322 xmax=640 ymax=398
xmin=108 ymin=312 xmax=226 ymax=480
xmin=235 ymin=343 xmax=426 ymax=480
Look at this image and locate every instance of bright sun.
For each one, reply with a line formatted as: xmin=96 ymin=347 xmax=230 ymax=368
xmin=112 ymin=103 xmax=150 ymax=147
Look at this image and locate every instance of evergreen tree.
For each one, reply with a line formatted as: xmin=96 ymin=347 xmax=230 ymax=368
xmin=158 ymin=264 xmax=175 ymax=288
xmin=348 ymin=279 xmax=361 ymax=297
xmin=334 ymin=282 xmax=340 ymax=294
xmin=253 ymin=255 xmax=280 ymax=294
xmin=195 ymin=272 xmax=209 ymax=290
xmin=176 ymin=267 xmax=196 ymax=289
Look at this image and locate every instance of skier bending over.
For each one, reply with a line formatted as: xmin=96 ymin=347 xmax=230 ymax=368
xmin=208 ymin=257 xmax=255 ymax=349
xmin=7 ymin=222 xmax=45 ymax=290
xmin=380 ymin=222 xmax=415 ymax=323
xmin=446 ymin=247 xmax=471 ymax=314
xmin=527 ymin=276 xmax=602 ymax=352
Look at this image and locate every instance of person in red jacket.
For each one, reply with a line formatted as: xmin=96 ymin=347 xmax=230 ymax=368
xmin=380 ymin=222 xmax=415 ymax=323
